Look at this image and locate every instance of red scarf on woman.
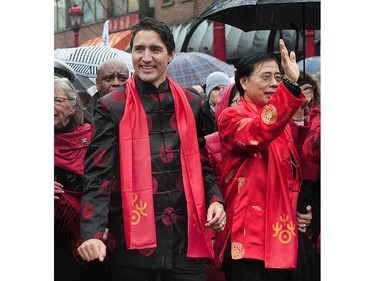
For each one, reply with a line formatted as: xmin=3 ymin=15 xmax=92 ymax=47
xmin=54 ymin=123 xmax=91 ymax=256
xmin=119 ymin=75 xmax=214 ymax=258
xmin=54 ymin=123 xmax=91 ymax=177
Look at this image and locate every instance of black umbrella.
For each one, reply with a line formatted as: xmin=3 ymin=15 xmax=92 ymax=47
xmin=199 ymin=0 xmax=321 ymax=75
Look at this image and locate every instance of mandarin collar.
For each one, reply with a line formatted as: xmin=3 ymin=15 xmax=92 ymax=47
xmin=135 ymin=75 xmax=169 ymax=95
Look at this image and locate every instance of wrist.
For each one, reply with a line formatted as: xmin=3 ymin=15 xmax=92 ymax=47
xmin=283 ymin=76 xmax=299 ymax=88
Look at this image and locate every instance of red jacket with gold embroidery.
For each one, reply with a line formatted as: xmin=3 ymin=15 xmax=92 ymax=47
xmin=214 ymin=83 xmax=304 ymax=269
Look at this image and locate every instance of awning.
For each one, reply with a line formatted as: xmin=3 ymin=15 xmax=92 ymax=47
xmin=80 ymin=30 xmax=132 ymax=51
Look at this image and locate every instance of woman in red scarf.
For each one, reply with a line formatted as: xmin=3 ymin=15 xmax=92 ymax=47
xmin=54 ymin=78 xmax=107 ymax=281
xmin=214 ymin=40 xmax=306 ymax=281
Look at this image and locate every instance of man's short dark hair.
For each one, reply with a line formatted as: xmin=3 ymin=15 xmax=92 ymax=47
xmin=129 ymin=17 xmax=175 ymax=55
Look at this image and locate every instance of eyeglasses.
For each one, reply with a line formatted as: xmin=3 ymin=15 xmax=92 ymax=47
xmin=231 ymin=99 xmax=240 ymax=105
xmin=251 ymin=72 xmax=283 ymax=83
xmin=54 ymin=97 xmax=73 ymax=105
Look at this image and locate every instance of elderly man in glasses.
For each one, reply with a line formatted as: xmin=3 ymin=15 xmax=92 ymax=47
xmin=213 ymin=40 xmax=312 ymax=281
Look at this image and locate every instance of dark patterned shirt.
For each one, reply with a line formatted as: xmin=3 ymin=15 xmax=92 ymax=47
xmin=81 ymin=76 xmax=223 ymax=269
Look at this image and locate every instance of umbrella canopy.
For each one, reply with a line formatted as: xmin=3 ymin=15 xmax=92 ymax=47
xmin=199 ymin=0 xmax=321 ymax=74
xmin=297 ymin=56 xmax=320 ymax=82
xmin=199 ymin=0 xmax=320 ymax=32
xmin=167 ymin=52 xmax=236 ymax=88
xmin=54 ymin=46 xmax=134 ymax=90
xmin=297 ymin=56 xmax=320 ymax=76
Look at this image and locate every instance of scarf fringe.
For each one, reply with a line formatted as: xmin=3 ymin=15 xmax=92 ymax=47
xmin=54 ymin=193 xmax=81 ymax=258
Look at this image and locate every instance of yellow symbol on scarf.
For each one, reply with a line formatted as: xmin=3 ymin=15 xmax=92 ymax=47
xmin=272 ymin=213 xmax=296 ymax=244
xmin=131 ymin=194 xmax=148 ymax=225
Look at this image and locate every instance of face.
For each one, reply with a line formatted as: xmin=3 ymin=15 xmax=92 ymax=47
xmin=240 ymin=60 xmax=282 ymax=106
xmin=131 ymin=30 xmax=173 ymax=88
xmin=54 ymin=86 xmax=75 ymax=129
xmin=209 ymin=85 xmax=227 ymax=105
xmin=96 ymin=61 xmax=129 ymax=97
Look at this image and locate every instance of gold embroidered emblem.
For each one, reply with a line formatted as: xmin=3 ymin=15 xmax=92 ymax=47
xmin=250 ymin=140 xmax=259 ymax=146
xmin=261 ymin=104 xmax=278 ymax=124
xmin=251 ymin=205 xmax=262 ymax=211
xmin=224 ymin=169 xmax=237 ymax=184
xmin=235 ymin=140 xmax=247 ymax=150
xmin=238 ymin=177 xmax=246 ymax=193
xmin=272 ymin=213 xmax=296 ymax=244
xmin=231 ymin=242 xmax=245 ymax=259
xmin=131 ymin=194 xmax=148 ymax=225
xmin=237 ymin=118 xmax=251 ymax=131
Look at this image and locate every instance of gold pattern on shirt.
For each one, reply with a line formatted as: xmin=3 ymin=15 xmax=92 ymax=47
xmin=224 ymin=169 xmax=238 ymax=184
xmin=235 ymin=140 xmax=247 ymax=150
xmin=238 ymin=177 xmax=246 ymax=193
xmin=231 ymin=242 xmax=245 ymax=259
xmin=237 ymin=118 xmax=251 ymax=131
xmin=261 ymin=104 xmax=278 ymax=124
xmin=249 ymin=140 xmax=259 ymax=146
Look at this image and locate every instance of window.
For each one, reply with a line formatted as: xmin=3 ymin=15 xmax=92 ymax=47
xmin=161 ymin=0 xmax=174 ymax=7
xmin=54 ymin=0 xmax=67 ymax=31
xmin=80 ymin=0 xmax=104 ymax=24
xmin=113 ymin=0 xmax=139 ymax=16
xmin=54 ymin=0 xmax=104 ymax=32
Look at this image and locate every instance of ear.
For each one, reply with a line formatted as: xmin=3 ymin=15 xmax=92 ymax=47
xmin=69 ymin=107 xmax=76 ymax=118
xmin=240 ymin=76 xmax=248 ymax=90
xmin=168 ymin=52 xmax=175 ymax=64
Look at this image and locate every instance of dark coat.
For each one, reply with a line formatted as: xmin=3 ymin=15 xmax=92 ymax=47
xmin=80 ymin=76 xmax=223 ymax=269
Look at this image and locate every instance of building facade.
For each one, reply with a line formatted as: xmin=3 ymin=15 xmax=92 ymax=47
xmin=54 ymin=0 xmax=320 ymax=65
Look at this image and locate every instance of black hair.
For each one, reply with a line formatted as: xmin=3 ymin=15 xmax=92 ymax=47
xmin=235 ymin=53 xmax=280 ymax=96
xmin=129 ymin=17 xmax=175 ymax=55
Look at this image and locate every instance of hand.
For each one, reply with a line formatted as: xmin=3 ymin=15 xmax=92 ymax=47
xmin=205 ymin=202 xmax=226 ymax=232
xmin=54 ymin=181 xmax=64 ymax=200
xmin=279 ymin=39 xmax=300 ymax=83
xmin=77 ymin=239 xmax=107 ymax=262
xmin=296 ymin=205 xmax=312 ymax=233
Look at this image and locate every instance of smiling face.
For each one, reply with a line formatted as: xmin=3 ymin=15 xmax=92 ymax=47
xmin=131 ymin=30 xmax=174 ymax=88
xmin=240 ymin=60 xmax=282 ymax=107
xmin=54 ymin=86 xmax=75 ymax=129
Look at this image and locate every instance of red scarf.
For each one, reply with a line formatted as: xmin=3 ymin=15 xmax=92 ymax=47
xmin=54 ymin=123 xmax=91 ymax=257
xmin=119 ymin=75 xmax=214 ymax=258
xmin=55 ymin=190 xmax=83 ymax=256
xmin=54 ymin=123 xmax=91 ymax=177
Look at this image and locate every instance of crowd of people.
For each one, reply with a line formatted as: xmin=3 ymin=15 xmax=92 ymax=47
xmin=54 ymin=16 xmax=321 ymax=281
